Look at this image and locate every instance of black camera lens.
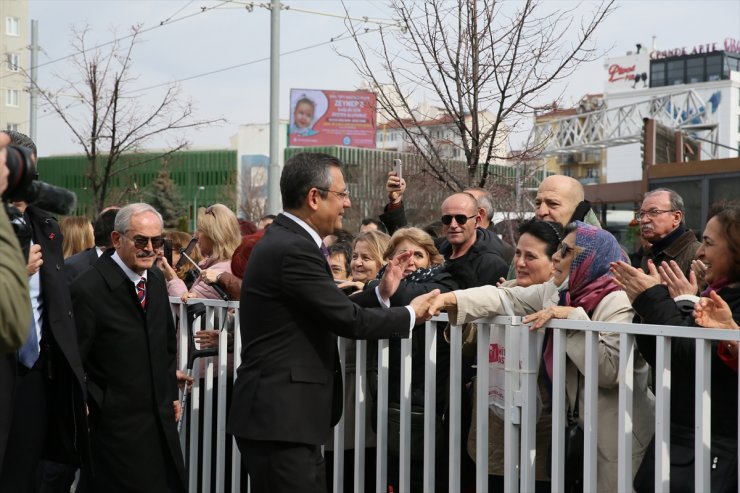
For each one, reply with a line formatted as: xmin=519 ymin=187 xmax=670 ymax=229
xmin=2 ymin=145 xmax=36 ymax=202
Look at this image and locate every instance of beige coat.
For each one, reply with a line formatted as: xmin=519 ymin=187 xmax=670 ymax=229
xmin=450 ymin=281 xmax=655 ymax=493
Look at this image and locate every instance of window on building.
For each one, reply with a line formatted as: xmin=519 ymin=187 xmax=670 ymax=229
xmin=706 ymin=54 xmax=722 ymax=81
xmin=5 ymin=89 xmax=19 ymax=107
xmin=667 ymin=60 xmax=684 ymax=85
xmin=724 ymin=55 xmax=740 ymax=78
xmin=5 ymin=17 xmax=20 ymax=37
xmin=7 ymin=52 xmax=19 ymax=72
xmin=651 ymin=62 xmax=666 ymax=87
xmin=686 ymin=57 xmax=704 ymax=83
xmin=5 ymin=123 xmax=18 ymax=132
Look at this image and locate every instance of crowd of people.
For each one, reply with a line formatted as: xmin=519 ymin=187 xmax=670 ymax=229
xmin=0 ymin=132 xmax=738 ymax=493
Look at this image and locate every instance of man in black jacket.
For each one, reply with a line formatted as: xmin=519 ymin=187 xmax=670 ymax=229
xmin=0 ymin=132 xmax=89 ymax=493
xmin=227 ymin=152 xmax=437 ymax=493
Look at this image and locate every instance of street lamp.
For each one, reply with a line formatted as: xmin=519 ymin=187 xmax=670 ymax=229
xmin=192 ymin=186 xmax=205 ymax=232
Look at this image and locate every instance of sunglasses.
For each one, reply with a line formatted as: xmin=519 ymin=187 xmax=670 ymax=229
xmin=557 ymin=242 xmax=574 ymax=257
xmin=440 ymin=214 xmax=477 ymax=226
xmin=125 ymin=234 xmax=166 ymax=250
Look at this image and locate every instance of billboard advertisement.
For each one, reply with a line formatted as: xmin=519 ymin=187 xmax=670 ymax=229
xmin=603 ymin=52 xmax=650 ymax=94
xmin=289 ymin=89 xmax=377 ymax=148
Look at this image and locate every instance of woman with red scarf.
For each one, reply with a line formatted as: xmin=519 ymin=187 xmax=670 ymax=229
xmin=428 ymin=221 xmax=655 ymax=492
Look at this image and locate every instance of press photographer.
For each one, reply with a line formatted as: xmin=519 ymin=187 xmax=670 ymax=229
xmin=0 ymin=131 xmax=89 ymax=492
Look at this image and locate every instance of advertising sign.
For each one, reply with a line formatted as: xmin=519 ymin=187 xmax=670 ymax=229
xmin=289 ymin=89 xmax=377 ymax=148
xmin=604 ymin=52 xmax=651 ymax=94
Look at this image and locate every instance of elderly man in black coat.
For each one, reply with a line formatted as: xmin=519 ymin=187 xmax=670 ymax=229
xmin=71 ymin=202 xmax=186 ymax=492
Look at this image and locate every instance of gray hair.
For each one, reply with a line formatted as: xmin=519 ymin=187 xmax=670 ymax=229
xmin=465 ymin=187 xmax=494 ymax=220
xmin=644 ymin=188 xmax=685 ymax=213
xmin=114 ymin=203 xmax=163 ymax=233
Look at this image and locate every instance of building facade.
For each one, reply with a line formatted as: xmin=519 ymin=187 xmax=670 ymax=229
xmin=0 ymin=0 xmax=29 ymax=133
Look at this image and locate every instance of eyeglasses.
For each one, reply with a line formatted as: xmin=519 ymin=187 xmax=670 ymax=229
xmin=123 ymin=234 xmax=166 ymax=250
xmin=636 ymin=209 xmax=676 ymax=220
xmin=440 ymin=214 xmax=477 ymax=226
xmin=557 ymin=242 xmax=574 ymax=258
xmin=316 ymin=188 xmax=351 ymax=200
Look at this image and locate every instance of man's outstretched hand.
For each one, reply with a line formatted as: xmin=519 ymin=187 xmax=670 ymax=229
xmin=409 ymin=289 xmax=441 ymax=323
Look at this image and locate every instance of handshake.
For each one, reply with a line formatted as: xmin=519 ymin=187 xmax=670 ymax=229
xmin=408 ymin=289 xmax=450 ymax=323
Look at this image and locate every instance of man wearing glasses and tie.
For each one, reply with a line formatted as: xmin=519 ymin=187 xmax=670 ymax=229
xmin=71 ymin=203 xmax=186 ymax=492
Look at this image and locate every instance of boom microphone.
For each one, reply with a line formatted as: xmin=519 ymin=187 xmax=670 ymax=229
xmin=24 ymin=181 xmax=78 ymax=216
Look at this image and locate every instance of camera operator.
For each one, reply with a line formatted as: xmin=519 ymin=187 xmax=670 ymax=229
xmin=0 ymin=132 xmax=31 ymax=352
xmin=0 ymin=131 xmax=89 ymax=492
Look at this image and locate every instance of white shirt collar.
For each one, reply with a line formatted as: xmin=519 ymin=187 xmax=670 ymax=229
xmin=111 ymin=251 xmax=148 ymax=284
xmin=282 ymin=211 xmax=322 ymax=249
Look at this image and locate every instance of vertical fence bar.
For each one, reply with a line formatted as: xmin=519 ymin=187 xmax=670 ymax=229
xmin=399 ymin=335 xmax=412 ymax=493
xmin=215 ymin=310 xmax=228 ymax=492
xmin=519 ymin=323 xmax=538 ymax=493
xmin=448 ymin=324 xmax=462 ymax=493
xmin=334 ymin=338 xmax=347 ymax=493
xmin=423 ymin=321 xmax=437 ymax=492
xmin=551 ymin=328 xmax=567 ymax=491
xmin=503 ymin=321 xmax=520 ymax=493
xmin=617 ymin=333 xmax=635 ymax=493
xmin=231 ymin=311 xmax=242 ymax=492
xmin=202 ymin=357 xmax=214 ymax=493
xmin=475 ymin=323 xmax=490 ymax=493
xmin=583 ymin=330 xmax=598 ymax=493
xmin=355 ymin=339 xmax=367 ymax=493
xmin=189 ymin=362 xmax=201 ymax=490
xmin=694 ymin=339 xmax=711 ymax=493
xmin=376 ymin=339 xmax=389 ymax=493
xmin=655 ymin=336 xmax=671 ymax=493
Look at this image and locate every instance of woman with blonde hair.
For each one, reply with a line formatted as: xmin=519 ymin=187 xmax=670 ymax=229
xmin=337 ymin=229 xmax=391 ymax=293
xmin=161 ymin=204 xmax=241 ymax=301
xmin=60 ymin=216 xmax=94 ymax=259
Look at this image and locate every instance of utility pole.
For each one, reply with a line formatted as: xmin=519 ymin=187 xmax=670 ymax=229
xmin=267 ymin=0 xmax=282 ymax=214
xmin=29 ymin=20 xmax=39 ymax=142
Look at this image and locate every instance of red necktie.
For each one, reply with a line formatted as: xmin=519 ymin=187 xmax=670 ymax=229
xmin=136 ymin=278 xmax=147 ymax=309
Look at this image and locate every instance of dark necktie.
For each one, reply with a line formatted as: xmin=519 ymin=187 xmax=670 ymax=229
xmin=320 ymin=242 xmax=330 ymax=260
xmin=136 ymin=278 xmax=147 ymax=309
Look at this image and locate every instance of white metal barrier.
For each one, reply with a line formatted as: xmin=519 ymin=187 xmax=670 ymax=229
xmin=171 ymin=297 xmax=740 ymax=493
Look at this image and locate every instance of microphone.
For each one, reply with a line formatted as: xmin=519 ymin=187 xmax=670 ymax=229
xmin=24 ymin=181 xmax=77 ymax=216
xmin=175 ymin=238 xmax=199 ymax=270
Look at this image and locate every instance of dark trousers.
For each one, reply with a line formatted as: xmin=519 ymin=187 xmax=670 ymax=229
xmin=0 ymin=360 xmax=49 ymax=493
xmin=237 ymin=438 xmax=327 ymax=493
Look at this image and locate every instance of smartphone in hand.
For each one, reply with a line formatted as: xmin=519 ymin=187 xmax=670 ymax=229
xmin=393 ymin=159 xmax=402 ymax=187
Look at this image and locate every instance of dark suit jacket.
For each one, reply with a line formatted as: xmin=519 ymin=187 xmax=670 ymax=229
xmin=64 ymin=247 xmax=99 ymax=284
xmin=0 ymin=206 xmax=89 ymax=469
xmin=227 ymin=213 xmax=412 ymax=445
xmin=71 ymin=251 xmax=186 ymax=491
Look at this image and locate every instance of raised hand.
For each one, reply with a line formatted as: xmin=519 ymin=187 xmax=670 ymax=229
xmin=691 ymin=259 xmax=707 ymax=286
xmin=379 ymin=250 xmax=413 ymax=299
xmin=658 ymin=259 xmax=698 ymax=297
xmin=694 ymin=290 xmax=738 ymax=330
xmin=386 ymin=170 xmax=406 ymax=205
xmin=610 ymin=260 xmax=660 ymax=303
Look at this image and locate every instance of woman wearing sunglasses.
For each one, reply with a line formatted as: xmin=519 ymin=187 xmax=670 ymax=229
xmin=161 ymin=204 xmax=241 ymax=302
xmin=428 ymin=221 xmax=655 ymax=493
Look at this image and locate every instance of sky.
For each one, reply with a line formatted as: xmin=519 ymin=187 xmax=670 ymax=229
xmin=24 ymin=0 xmax=740 ymax=157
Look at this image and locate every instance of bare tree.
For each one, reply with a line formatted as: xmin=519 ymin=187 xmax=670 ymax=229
xmin=343 ymin=0 xmax=614 ymax=191
xmin=29 ymin=25 xmax=223 ymax=214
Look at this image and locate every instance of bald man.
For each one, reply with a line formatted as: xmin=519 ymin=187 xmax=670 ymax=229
xmin=534 ymin=175 xmax=600 ymax=226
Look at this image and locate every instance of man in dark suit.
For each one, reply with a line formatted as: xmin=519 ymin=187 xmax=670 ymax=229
xmin=227 ymin=152 xmax=438 ymax=493
xmin=64 ymin=207 xmax=119 ymax=284
xmin=71 ymin=203 xmax=186 ymax=492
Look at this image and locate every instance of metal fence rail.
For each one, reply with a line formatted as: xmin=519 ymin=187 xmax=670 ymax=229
xmin=170 ymin=297 xmax=740 ymax=493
